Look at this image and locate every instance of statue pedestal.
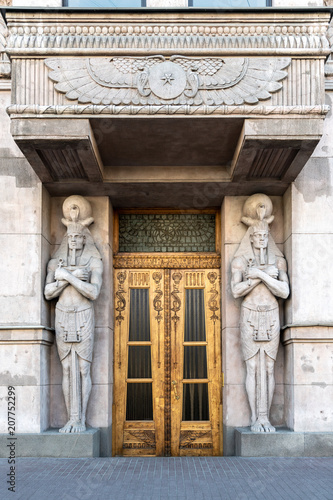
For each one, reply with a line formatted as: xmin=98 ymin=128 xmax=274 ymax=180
xmin=0 ymin=428 xmax=100 ymax=458
xmin=235 ymin=427 xmax=333 ymax=457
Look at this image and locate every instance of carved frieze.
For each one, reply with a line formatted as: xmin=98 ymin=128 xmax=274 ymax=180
xmin=6 ymin=22 xmax=330 ymax=53
xmin=45 ymin=56 xmax=290 ymax=107
xmin=114 ymin=254 xmax=221 ymax=269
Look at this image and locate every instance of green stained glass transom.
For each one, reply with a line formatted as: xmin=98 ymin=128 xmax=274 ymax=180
xmin=119 ymin=214 xmax=215 ymax=253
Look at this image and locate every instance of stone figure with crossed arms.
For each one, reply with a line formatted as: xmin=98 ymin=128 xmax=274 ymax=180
xmin=45 ymin=195 xmax=103 ymax=433
xmin=231 ymin=194 xmax=289 ymax=432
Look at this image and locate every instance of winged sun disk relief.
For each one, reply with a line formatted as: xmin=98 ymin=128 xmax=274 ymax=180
xmin=45 ymin=56 xmax=291 ymax=107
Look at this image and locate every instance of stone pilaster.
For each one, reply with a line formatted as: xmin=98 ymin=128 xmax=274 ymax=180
xmin=0 ymin=81 xmax=54 ymax=433
xmin=282 ymin=92 xmax=333 ymax=431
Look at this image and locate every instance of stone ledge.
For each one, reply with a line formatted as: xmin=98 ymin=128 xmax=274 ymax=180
xmin=235 ymin=427 xmax=333 ymax=457
xmin=0 ymin=328 xmax=54 ymax=345
xmin=0 ymin=428 xmax=100 ymax=458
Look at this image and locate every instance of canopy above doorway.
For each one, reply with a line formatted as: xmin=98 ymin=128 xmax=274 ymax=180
xmin=4 ymin=8 xmax=331 ymax=207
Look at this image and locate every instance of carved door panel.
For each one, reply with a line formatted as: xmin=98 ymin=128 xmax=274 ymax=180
xmin=113 ymin=270 xmax=165 ymax=456
xmin=113 ymin=268 xmax=222 ymax=457
xmin=170 ymin=270 xmax=222 ymax=456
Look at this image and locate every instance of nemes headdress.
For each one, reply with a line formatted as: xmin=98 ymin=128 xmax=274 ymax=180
xmin=53 ymin=195 xmax=101 ymax=265
xmin=234 ymin=194 xmax=283 ymax=264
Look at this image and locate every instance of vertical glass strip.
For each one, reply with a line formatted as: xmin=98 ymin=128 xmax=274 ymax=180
xmin=184 ymin=289 xmax=206 ymax=341
xmin=129 ymin=288 xmax=150 ymax=341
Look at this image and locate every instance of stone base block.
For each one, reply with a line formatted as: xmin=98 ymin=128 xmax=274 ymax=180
xmin=235 ymin=427 xmax=333 ymax=457
xmin=0 ymin=428 xmax=100 ymax=458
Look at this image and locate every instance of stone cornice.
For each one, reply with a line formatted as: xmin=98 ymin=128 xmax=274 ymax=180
xmin=7 ymin=104 xmax=330 ymax=117
xmin=4 ymin=11 xmax=332 ymax=57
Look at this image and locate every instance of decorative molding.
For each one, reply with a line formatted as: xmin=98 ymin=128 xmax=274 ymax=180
xmin=208 ymin=271 xmax=219 ymax=367
xmin=325 ymin=58 xmax=333 ymax=90
xmin=185 ymin=272 xmax=205 ymax=288
xmin=152 ymin=271 xmax=163 ymax=369
xmin=44 ymin=56 xmax=290 ymax=107
xmin=179 ymin=430 xmax=213 ymax=449
xmin=114 ymin=254 xmax=221 ymax=269
xmin=123 ymin=430 xmax=156 ymax=450
xmin=0 ymin=13 xmax=10 ymax=79
xmin=128 ymin=271 xmax=150 ymax=287
xmin=115 ymin=270 xmax=127 ymax=369
xmin=164 ymin=269 xmax=171 ymax=457
xmin=7 ymin=104 xmax=329 ymax=117
xmin=171 ymin=271 xmax=182 ymax=369
xmin=6 ymin=28 xmax=330 ymax=55
xmin=7 ymin=23 xmax=329 ymax=38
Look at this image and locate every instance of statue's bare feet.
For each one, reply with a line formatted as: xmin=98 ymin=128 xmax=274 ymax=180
xmin=251 ymin=420 xmax=264 ymax=432
xmin=262 ymin=420 xmax=276 ymax=433
xmin=59 ymin=420 xmax=75 ymax=433
xmin=71 ymin=420 xmax=86 ymax=433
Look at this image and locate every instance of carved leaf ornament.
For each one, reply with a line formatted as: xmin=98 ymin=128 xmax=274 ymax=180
xmin=45 ymin=56 xmax=290 ymax=106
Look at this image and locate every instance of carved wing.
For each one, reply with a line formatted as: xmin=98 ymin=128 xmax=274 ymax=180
xmin=172 ymin=56 xmax=291 ymax=105
xmin=46 ymin=56 xmax=290 ymax=106
xmin=45 ymin=56 xmax=165 ymax=105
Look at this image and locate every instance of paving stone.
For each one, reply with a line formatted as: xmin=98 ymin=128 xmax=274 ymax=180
xmin=1 ymin=456 xmax=333 ymax=500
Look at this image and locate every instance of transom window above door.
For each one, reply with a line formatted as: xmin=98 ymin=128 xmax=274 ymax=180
xmin=115 ymin=211 xmax=219 ymax=253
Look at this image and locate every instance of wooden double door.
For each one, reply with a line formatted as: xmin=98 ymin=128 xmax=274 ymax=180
xmin=113 ymin=266 xmax=222 ymax=456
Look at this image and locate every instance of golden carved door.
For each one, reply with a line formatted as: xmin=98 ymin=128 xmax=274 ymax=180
xmin=112 ymin=263 xmax=222 ymax=457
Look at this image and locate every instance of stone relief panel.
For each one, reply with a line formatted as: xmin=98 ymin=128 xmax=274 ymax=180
xmin=45 ymin=56 xmax=290 ymax=107
xmin=44 ymin=195 xmax=103 ymax=433
xmin=9 ymin=57 xmax=327 ymax=116
xmin=231 ymin=194 xmax=289 ymax=433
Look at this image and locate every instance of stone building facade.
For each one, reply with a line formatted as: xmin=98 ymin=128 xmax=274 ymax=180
xmin=0 ymin=0 xmax=333 ymax=457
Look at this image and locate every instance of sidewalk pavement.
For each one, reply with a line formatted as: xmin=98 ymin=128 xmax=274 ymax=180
xmin=0 ymin=456 xmax=332 ymax=500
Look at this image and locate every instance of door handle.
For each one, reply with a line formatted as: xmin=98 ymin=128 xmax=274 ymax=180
xmin=172 ymin=380 xmax=180 ymax=401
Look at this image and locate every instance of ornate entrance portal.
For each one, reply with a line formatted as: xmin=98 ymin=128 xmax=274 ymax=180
xmin=112 ymin=212 xmax=222 ymax=456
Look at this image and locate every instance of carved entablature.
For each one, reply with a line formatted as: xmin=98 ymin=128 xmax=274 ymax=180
xmin=4 ymin=10 xmax=332 ymax=117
